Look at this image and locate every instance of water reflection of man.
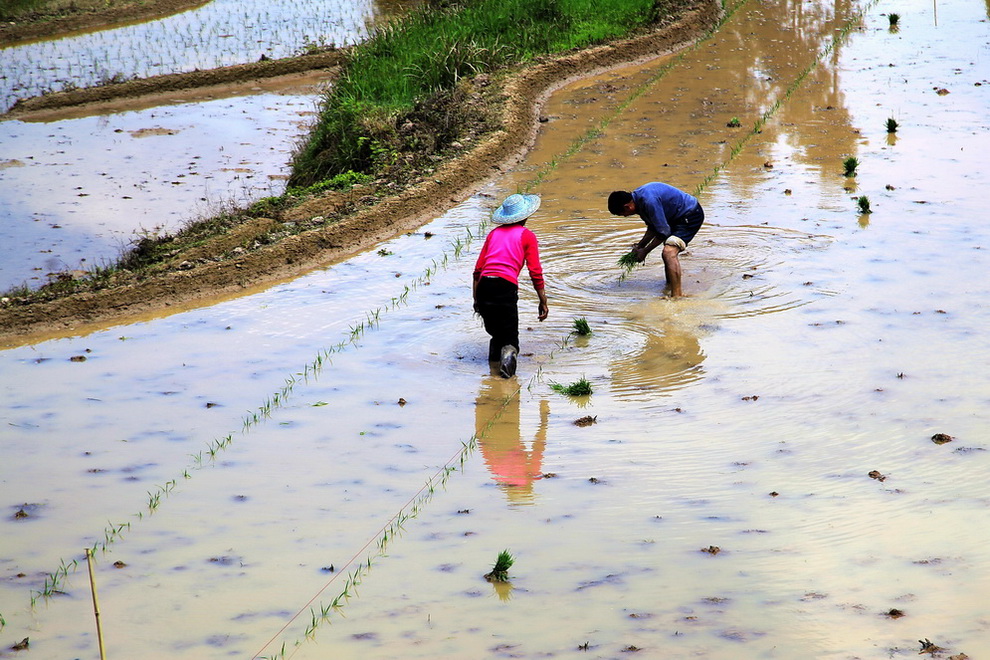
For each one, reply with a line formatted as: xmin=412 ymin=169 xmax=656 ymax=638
xmin=609 ymin=321 xmax=706 ymax=394
xmin=475 ymin=376 xmax=548 ymax=505
xmin=608 ymin=182 xmax=705 ymax=297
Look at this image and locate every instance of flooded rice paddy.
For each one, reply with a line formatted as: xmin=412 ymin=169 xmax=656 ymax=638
xmin=0 ymin=80 xmax=324 ymax=292
xmin=0 ymin=0 xmax=416 ymax=112
xmin=0 ymin=0 xmax=419 ymax=292
xmin=2 ymin=0 xmax=990 ymax=657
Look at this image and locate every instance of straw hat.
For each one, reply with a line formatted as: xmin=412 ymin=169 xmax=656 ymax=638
xmin=491 ymin=193 xmax=541 ymax=224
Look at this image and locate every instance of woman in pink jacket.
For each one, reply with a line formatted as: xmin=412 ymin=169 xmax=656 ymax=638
xmin=473 ymin=193 xmax=549 ymax=378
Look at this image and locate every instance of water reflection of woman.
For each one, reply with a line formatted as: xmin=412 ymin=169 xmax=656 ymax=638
xmin=475 ymin=375 xmax=549 ymax=505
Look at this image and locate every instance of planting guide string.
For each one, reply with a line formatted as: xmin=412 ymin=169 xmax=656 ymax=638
xmin=15 ymin=0 xmax=878 ymax=651
xmin=253 ymin=322 xmax=600 ymax=659
xmin=250 ymin=380 xmax=525 ymax=660
xmin=21 ymin=214 xmax=493 ymax=607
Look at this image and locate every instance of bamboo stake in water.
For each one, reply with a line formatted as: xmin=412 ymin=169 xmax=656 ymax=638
xmin=85 ymin=548 xmax=107 ymax=660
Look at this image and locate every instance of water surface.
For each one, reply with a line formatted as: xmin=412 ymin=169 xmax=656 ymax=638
xmin=1 ymin=0 xmax=988 ymax=657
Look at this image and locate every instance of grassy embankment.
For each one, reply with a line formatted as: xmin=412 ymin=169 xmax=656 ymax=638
xmin=2 ymin=0 xmax=667 ymax=301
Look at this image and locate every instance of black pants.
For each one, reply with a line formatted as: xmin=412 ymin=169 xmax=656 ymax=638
xmin=476 ymin=276 xmax=519 ymax=362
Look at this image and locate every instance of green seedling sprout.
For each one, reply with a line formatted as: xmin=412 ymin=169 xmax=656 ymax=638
xmin=888 ymin=13 xmax=899 ymax=27
xmin=572 ymin=317 xmax=592 ymax=336
xmin=726 ymin=116 xmax=741 ymax=127
xmin=843 ymin=157 xmax=859 ymax=177
xmin=484 ymin=549 xmax=514 ymax=583
xmin=549 ymin=377 xmax=593 ymax=396
xmin=857 ymin=196 xmax=872 ymax=214
xmin=886 ymin=117 xmax=899 ymax=133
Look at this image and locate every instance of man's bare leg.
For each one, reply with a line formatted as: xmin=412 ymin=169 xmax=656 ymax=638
xmin=661 ymin=244 xmax=683 ymax=297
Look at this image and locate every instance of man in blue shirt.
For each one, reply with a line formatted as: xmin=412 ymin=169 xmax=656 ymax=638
xmin=608 ymin=182 xmax=705 ymax=297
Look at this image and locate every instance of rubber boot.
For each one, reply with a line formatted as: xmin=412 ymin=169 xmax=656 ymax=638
xmin=499 ymin=345 xmax=518 ymax=378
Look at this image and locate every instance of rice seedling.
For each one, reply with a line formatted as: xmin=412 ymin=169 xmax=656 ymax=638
xmin=549 ymin=377 xmax=593 ymax=396
xmin=888 ymin=13 xmax=899 ymax=27
xmin=886 ymin=117 xmax=899 ymax=133
xmin=843 ymin=156 xmax=859 ymax=176
xmin=484 ymin=549 xmax=514 ymax=582
xmin=618 ymin=251 xmax=638 ymax=272
xmin=857 ymin=196 xmax=872 ymax=214
xmin=572 ymin=317 xmax=592 ymax=336
xmin=726 ymin=116 xmax=741 ymax=127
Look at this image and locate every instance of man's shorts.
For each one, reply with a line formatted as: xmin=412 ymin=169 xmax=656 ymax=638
xmin=667 ymin=204 xmax=705 ymax=252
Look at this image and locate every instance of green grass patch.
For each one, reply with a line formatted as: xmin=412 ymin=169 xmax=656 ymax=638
xmin=290 ymin=0 xmax=666 ymax=187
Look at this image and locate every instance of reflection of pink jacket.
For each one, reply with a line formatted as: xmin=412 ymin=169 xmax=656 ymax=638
xmin=473 ymin=224 xmax=545 ymax=290
xmin=482 ymin=443 xmax=545 ymax=488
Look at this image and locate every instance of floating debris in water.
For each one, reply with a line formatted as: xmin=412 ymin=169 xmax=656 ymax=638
xmin=868 ymin=470 xmax=887 ymax=482
xmin=931 ymin=433 xmax=953 ymax=445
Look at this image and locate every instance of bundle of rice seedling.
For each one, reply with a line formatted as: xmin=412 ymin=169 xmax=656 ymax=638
xmin=549 ymin=377 xmax=593 ymax=396
xmin=618 ymin=251 xmax=638 ymax=271
xmin=484 ymin=550 xmax=514 ymax=583
xmin=571 ymin=317 xmax=592 ymax=336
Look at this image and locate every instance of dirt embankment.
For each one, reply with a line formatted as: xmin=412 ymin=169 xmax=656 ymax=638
xmin=0 ymin=0 xmax=213 ymax=46
xmin=0 ymin=0 xmax=721 ymax=348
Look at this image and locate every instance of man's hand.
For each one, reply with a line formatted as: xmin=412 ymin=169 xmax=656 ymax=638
xmin=538 ymin=300 xmax=549 ymax=321
xmin=632 ymin=245 xmax=648 ymax=263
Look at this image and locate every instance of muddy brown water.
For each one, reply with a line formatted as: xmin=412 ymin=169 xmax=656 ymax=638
xmin=2 ymin=0 xmax=990 ymax=657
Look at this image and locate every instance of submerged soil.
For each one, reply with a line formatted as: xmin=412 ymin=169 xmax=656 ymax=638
xmin=0 ymin=0 xmax=720 ymax=347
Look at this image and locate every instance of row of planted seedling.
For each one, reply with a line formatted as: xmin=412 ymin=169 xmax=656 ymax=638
xmin=255 ymin=315 xmax=606 ymax=657
xmin=17 ymin=217 xmax=491 ymax=616
xmin=842 ymin=116 xmax=901 ymax=215
xmin=2 ymin=0 xmax=374 ymax=105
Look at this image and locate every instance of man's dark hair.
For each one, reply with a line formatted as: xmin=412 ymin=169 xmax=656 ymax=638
xmin=608 ymin=190 xmax=633 ymax=215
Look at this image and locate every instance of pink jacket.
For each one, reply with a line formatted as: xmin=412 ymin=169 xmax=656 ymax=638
xmin=473 ymin=224 xmax=545 ymax=289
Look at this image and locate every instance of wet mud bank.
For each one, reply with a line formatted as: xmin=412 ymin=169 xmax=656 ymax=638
xmin=0 ymin=0 xmax=212 ymax=46
xmin=1 ymin=48 xmax=348 ymax=119
xmin=0 ymin=0 xmax=721 ymax=347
